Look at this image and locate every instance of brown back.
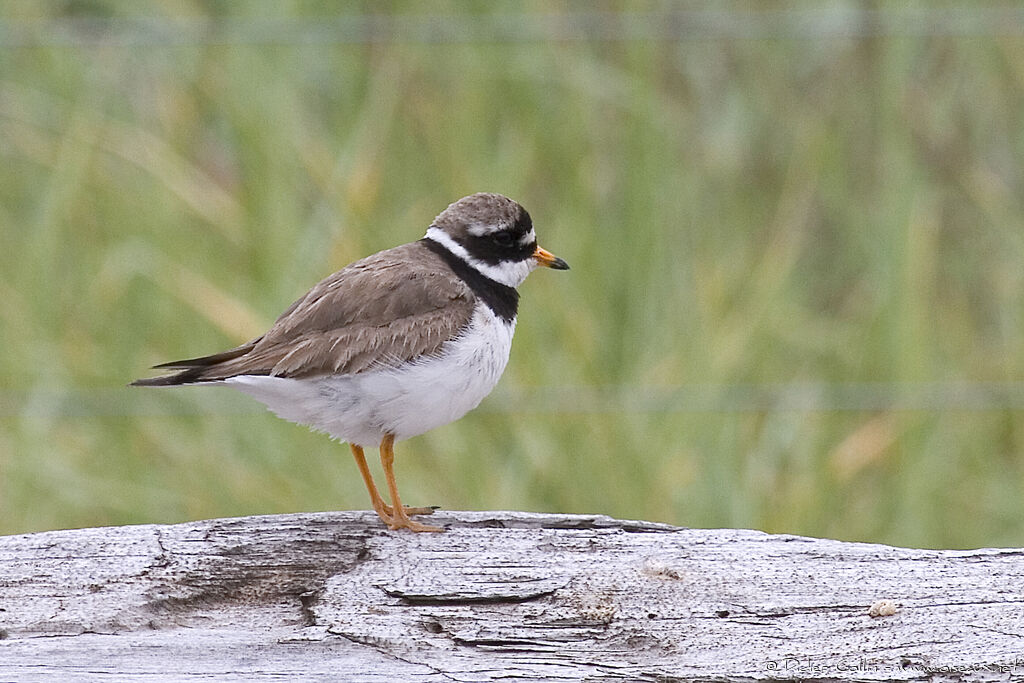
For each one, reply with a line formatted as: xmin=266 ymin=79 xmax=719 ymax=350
xmin=144 ymin=241 xmax=476 ymax=383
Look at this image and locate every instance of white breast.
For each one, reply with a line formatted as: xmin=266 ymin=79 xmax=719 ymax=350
xmin=225 ymin=305 xmax=516 ymax=447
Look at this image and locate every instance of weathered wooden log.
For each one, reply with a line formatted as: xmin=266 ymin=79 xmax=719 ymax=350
xmin=1 ymin=510 xmax=1023 ymax=681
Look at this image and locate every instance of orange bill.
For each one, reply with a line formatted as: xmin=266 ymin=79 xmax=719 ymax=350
xmin=533 ymin=245 xmax=570 ymax=270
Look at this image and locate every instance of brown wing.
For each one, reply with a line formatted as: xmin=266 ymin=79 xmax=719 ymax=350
xmin=133 ymin=242 xmax=476 ymax=385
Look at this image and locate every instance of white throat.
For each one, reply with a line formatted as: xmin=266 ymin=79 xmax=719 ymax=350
xmin=425 ymin=227 xmax=536 ymax=288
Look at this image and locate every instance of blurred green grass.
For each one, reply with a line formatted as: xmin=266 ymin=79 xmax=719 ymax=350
xmin=2 ymin=2 xmax=1024 ymax=548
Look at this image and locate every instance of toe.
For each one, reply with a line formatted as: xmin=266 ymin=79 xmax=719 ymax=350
xmin=388 ymin=517 xmax=445 ymax=533
xmin=371 ymin=507 xmax=396 ymax=526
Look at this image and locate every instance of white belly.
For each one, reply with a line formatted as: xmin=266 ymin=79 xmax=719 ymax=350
xmin=225 ymin=307 xmax=515 ymax=447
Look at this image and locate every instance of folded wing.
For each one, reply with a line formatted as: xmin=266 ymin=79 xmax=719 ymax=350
xmin=132 ymin=242 xmax=475 ymax=386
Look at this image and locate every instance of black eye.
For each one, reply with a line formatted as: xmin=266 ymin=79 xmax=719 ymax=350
xmin=492 ymin=232 xmax=514 ymax=248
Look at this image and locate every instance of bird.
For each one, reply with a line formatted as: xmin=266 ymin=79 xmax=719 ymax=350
xmin=132 ymin=193 xmax=569 ymax=532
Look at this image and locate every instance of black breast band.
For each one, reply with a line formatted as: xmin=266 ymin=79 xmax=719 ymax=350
xmin=421 ymin=238 xmax=519 ymax=324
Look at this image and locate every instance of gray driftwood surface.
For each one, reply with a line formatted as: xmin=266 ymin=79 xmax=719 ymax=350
xmin=2 ymin=511 xmax=1024 ymax=682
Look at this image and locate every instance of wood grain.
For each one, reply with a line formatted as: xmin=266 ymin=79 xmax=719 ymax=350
xmin=2 ymin=510 xmax=1023 ymax=681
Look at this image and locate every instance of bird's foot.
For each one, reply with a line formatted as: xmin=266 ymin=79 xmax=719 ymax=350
xmin=370 ymin=503 xmax=442 ymax=532
xmin=388 ymin=515 xmax=445 ymax=533
xmin=381 ymin=506 xmax=444 ymax=532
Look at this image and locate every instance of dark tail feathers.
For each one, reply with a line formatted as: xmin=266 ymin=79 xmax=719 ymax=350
xmin=130 ymin=341 xmax=258 ymax=387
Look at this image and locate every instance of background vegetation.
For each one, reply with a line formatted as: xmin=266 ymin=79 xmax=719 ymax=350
xmin=2 ymin=1 xmax=1024 ymax=549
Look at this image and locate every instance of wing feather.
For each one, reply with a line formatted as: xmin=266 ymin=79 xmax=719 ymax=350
xmin=136 ymin=242 xmax=476 ymax=384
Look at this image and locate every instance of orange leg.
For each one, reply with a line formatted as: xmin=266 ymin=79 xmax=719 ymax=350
xmin=350 ymin=444 xmax=394 ymax=525
xmin=350 ymin=443 xmax=437 ymax=526
xmin=379 ymin=433 xmax=444 ymax=533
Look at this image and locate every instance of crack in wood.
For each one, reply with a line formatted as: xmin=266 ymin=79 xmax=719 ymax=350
xmin=450 ymin=636 xmax=563 ymax=652
xmin=381 ymin=586 xmax=561 ymax=606
xmin=331 ymin=629 xmax=463 ymax=681
xmin=297 ymin=589 xmax=321 ymax=628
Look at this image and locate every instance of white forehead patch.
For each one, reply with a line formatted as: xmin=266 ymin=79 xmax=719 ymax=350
xmin=518 ymin=228 xmax=536 ymax=246
xmin=466 ymin=221 xmax=503 ymax=237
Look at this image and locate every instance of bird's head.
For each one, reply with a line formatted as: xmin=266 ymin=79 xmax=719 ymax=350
xmin=425 ymin=193 xmax=569 ymax=287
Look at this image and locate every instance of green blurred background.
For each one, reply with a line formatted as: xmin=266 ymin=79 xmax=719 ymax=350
xmin=2 ymin=1 xmax=1024 ymax=548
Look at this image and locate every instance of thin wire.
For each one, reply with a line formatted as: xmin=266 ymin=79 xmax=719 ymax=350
xmin=3 ymin=382 xmax=1024 ymax=418
xmin=4 ymin=9 xmax=1024 ymax=48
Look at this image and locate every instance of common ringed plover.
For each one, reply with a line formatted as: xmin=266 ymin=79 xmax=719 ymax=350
xmin=132 ymin=193 xmax=569 ymax=532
